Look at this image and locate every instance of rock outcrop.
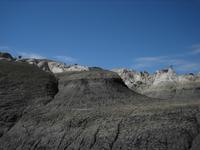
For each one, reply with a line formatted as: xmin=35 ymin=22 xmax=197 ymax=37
xmin=47 ymin=61 xmax=89 ymax=73
xmin=113 ymin=67 xmax=200 ymax=100
xmin=16 ymin=58 xmax=89 ymax=73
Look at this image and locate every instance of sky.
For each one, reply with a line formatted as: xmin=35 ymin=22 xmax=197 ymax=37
xmin=0 ymin=0 xmax=200 ymax=73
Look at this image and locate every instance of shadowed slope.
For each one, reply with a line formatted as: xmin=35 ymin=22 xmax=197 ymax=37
xmin=0 ymin=61 xmax=58 ymax=137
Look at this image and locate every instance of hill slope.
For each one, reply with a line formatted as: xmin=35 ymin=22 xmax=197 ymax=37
xmin=0 ymin=61 xmax=58 ymax=138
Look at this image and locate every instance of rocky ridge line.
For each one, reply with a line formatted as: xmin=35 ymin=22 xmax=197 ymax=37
xmin=0 ymin=52 xmax=89 ymax=73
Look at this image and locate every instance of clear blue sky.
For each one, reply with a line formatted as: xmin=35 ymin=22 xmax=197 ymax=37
xmin=0 ymin=0 xmax=200 ymax=73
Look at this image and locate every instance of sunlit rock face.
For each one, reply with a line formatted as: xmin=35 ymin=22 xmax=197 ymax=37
xmin=16 ymin=58 xmax=89 ymax=73
xmin=113 ymin=67 xmax=200 ymax=100
xmin=112 ymin=68 xmax=153 ymax=93
xmin=47 ymin=61 xmax=89 ymax=73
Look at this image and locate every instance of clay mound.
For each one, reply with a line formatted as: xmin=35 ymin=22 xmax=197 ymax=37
xmin=53 ymin=70 xmax=149 ymax=108
xmin=0 ymin=52 xmax=13 ymax=60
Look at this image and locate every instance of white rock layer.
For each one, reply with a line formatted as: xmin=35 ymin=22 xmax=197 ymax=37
xmin=16 ymin=58 xmax=89 ymax=73
xmin=113 ymin=67 xmax=200 ymax=100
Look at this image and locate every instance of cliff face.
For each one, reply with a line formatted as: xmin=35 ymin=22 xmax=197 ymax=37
xmin=113 ymin=68 xmax=200 ymax=99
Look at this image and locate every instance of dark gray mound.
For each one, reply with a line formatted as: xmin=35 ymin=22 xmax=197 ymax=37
xmin=53 ymin=70 xmax=149 ymax=108
xmin=0 ymin=61 xmax=58 ymax=138
xmin=0 ymin=52 xmax=13 ymax=60
xmin=0 ymin=62 xmax=200 ymax=150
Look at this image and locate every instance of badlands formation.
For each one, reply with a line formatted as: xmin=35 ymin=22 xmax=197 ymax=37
xmin=0 ymin=52 xmax=200 ymax=150
xmin=113 ymin=68 xmax=200 ymax=100
xmin=16 ymin=53 xmax=200 ymax=100
xmin=2 ymin=51 xmax=199 ymax=101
